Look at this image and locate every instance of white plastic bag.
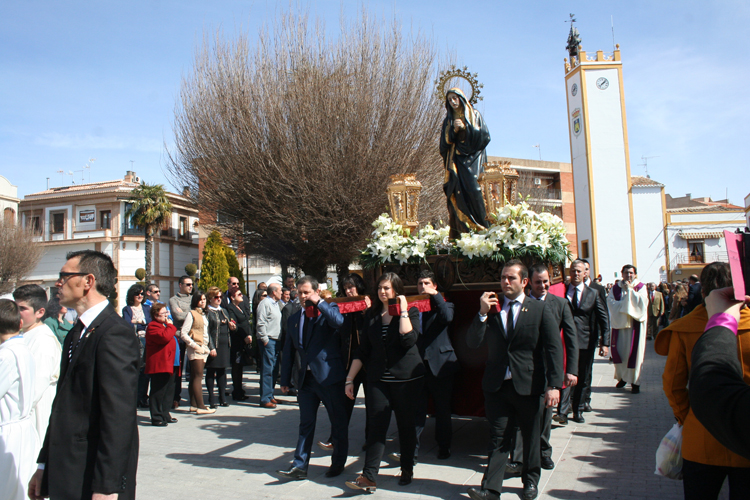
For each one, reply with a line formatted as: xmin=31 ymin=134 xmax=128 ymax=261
xmin=655 ymin=422 xmax=683 ymax=479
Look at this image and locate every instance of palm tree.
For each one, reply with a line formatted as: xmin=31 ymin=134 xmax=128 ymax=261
xmin=125 ymin=183 xmax=173 ymax=284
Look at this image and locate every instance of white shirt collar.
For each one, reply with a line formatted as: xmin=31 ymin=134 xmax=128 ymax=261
xmin=79 ymin=299 xmax=110 ymax=329
xmin=503 ymin=294 xmax=526 ymax=307
xmin=530 ymin=292 xmax=546 ymax=301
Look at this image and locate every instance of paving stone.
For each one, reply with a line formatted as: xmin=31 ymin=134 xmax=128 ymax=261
xmin=136 ymin=344 xmax=715 ymax=499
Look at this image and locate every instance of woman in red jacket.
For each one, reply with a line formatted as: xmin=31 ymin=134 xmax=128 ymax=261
xmin=145 ymin=302 xmax=179 ymax=426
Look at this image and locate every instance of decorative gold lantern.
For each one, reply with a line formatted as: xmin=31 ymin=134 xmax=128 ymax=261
xmin=478 ymin=161 xmax=519 ymax=219
xmin=387 ymin=174 xmax=422 ymax=234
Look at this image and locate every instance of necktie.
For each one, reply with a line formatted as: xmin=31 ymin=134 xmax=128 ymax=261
xmin=68 ymin=319 xmax=85 ymax=359
xmin=506 ymin=301 xmax=517 ymax=338
xmin=572 ymin=288 xmax=579 ymax=309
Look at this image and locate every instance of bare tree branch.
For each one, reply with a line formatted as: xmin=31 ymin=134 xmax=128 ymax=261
xmin=0 ymin=220 xmax=44 ymax=294
xmin=166 ymin=8 xmax=448 ymax=278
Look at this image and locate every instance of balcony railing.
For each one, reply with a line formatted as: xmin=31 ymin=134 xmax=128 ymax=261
xmin=518 ymin=188 xmax=562 ymax=201
xmin=122 ymin=224 xmax=145 ymax=236
xmin=672 ymin=252 xmax=728 ymax=266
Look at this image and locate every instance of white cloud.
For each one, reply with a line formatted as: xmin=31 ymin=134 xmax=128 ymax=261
xmin=34 ymin=133 xmax=163 ymax=153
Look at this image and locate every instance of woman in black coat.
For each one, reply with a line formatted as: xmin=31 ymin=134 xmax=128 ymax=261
xmin=204 ymin=287 xmax=234 ymax=408
xmin=224 ymin=288 xmax=253 ymax=401
xmin=344 ymin=272 xmax=424 ymax=492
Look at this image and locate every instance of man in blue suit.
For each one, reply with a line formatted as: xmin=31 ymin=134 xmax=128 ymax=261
xmin=277 ymin=276 xmax=347 ymax=480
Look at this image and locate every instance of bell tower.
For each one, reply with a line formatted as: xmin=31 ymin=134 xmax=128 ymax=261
xmin=564 ymin=22 xmax=636 ymax=279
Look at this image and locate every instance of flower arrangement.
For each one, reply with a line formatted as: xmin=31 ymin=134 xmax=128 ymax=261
xmin=360 ymin=202 xmax=571 ymax=269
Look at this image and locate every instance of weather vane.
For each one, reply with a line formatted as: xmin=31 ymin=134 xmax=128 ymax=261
xmin=566 ymin=13 xmax=581 ymax=60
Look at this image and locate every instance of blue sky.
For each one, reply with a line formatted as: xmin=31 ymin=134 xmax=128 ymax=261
xmin=2 ymin=1 xmax=748 ymax=204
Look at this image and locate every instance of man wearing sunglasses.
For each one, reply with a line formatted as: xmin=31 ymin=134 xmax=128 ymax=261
xmin=170 ymin=276 xmax=195 ymax=408
xmin=28 ymin=250 xmax=140 ymax=500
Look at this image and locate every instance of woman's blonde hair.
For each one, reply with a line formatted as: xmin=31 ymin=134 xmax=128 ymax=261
xmin=206 ymin=286 xmax=222 ymax=301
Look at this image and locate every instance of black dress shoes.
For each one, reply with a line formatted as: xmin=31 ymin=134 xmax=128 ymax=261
xmin=467 ymin=487 xmax=500 ymax=500
xmin=168 ymin=417 xmax=178 ymax=423
xmin=541 ymin=457 xmax=555 ymax=469
xmin=631 ymin=384 xmax=640 ymax=393
xmin=437 ymin=449 xmax=451 ymax=460
xmin=583 ymin=403 xmax=593 ymax=412
xmin=398 ymin=470 xmax=413 ymax=485
xmin=504 ymin=461 xmax=523 ymax=478
xmin=616 ymin=379 xmax=627 ymax=388
xmin=232 ymin=394 xmax=249 ymax=401
xmin=219 ymin=401 xmax=230 ymax=407
xmin=571 ymin=414 xmax=585 ymax=424
xmin=325 ymin=464 xmax=345 ymax=478
xmin=151 ymin=421 xmax=168 ymax=427
xmin=277 ymin=466 xmax=307 ymax=480
xmin=523 ymin=483 xmax=539 ymax=500
xmin=553 ymin=413 xmax=568 ymax=425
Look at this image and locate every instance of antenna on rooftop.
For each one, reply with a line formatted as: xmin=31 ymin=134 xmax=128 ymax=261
xmin=56 ymin=170 xmax=64 ymax=186
xmin=532 ymin=144 xmax=542 ymax=161
xmin=638 ymin=155 xmax=659 ymax=178
xmin=611 ymin=16 xmax=616 ymax=51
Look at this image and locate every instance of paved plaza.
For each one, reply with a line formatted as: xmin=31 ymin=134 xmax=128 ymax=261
xmin=136 ymin=345 xmax=708 ymax=499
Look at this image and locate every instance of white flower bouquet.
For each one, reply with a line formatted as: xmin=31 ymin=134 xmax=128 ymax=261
xmin=360 ymin=202 xmax=571 ymax=269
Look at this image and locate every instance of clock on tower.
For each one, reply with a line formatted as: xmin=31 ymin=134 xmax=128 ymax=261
xmin=564 ymin=33 xmax=636 ymax=280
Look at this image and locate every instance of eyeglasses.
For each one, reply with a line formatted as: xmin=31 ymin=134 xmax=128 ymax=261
xmin=230 ymin=282 xmax=239 ymax=286
xmin=184 ymin=283 xmax=194 ymax=287
xmin=152 ymin=290 xmax=161 ymax=294
xmin=135 ymin=292 xmax=144 ymax=296
xmin=57 ymin=272 xmax=88 ymax=283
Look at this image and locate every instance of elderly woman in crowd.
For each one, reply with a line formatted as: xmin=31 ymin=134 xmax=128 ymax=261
xmin=145 ymin=302 xmax=180 ymax=426
xmin=344 ymin=272 xmax=424 ymax=492
xmin=655 ymin=262 xmax=750 ymax=499
xmin=42 ymin=293 xmax=73 ymax=347
xmin=179 ymin=292 xmax=215 ymax=415
xmin=205 ymin=287 xmax=234 ymax=408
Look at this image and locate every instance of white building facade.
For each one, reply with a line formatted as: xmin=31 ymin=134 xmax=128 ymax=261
xmin=0 ymin=175 xmax=19 ymax=223
xmin=19 ymin=171 xmax=199 ymax=309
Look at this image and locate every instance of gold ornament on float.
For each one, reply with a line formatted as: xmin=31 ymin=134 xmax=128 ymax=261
xmin=386 ymin=174 xmax=422 ymax=234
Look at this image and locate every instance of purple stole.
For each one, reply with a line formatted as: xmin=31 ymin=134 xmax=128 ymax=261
xmin=610 ymin=281 xmax=645 ymax=369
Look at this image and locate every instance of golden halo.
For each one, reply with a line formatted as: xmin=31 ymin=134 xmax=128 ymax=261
xmin=435 ymin=66 xmax=483 ymax=106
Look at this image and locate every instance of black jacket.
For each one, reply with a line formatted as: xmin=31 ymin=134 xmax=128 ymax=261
xmin=690 ymin=325 xmax=750 ymax=460
xmin=467 ymin=297 xmax=563 ymax=395
xmin=687 ymin=282 xmax=702 ymax=313
xmin=416 ymin=293 xmax=457 ymax=378
xmin=566 ymin=284 xmax=610 ymax=350
xmin=340 ymin=310 xmax=366 ymax=371
xmin=542 ymin=293 xmax=579 ymax=376
xmin=39 ymin=304 xmax=140 ymax=499
xmin=355 ymin=306 xmax=425 ymax=382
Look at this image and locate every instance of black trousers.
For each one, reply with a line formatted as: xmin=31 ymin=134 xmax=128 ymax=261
xmin=149 ymin=371 xmax=175 ymax=423
xmin=231 ymin=361 xmax=245 ymax=398
xmin=415 ymin=368 xmax=454 ymax=458
xmin=482 ymin=382 xmax=544 ymax=493
xmin=328 ymin=369 xmax=368 ymax=444
xmin=509 ymin=403 xmax=554 ymax=463
xmin=558 ymin=386 xmax=571 ymax=416
xmin=682 ymin=458 xmax=750 ymax=500
xmin=572 ymin=348 xmax=595 ymax=414
xmin=363 ymin=378 xmax=423 ymax=483
xmin=205 ymin=367 xmax=227 ymax=406
xmin=173 ymin=341 xmax=186 ymax=403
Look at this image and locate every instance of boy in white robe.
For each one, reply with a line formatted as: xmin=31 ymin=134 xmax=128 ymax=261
xmin=12 ymin=285 xmax=61 ymax=445
xmin=0 ymin=299 xmax=39 ymax=500
xmin=606 ymin=264 xmax=648 ymax=393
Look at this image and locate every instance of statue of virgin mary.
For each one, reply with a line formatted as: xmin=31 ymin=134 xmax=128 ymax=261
xmin=439 ymin=88 xmax=491 ymax=239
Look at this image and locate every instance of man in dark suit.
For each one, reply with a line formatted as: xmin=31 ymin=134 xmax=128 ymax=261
xmin=279 ymin=294 xmax=302 ymax=397
xmin=567 ymin=259 xmax=610 ymax=424
xmin=277 ymin=276 xmax=348 ymax=480
xmin=414 ymin=270 xmax=456 ymax=460
xmin=506 ymin=264 xmax=578 ymax=475
xmin=582 ymin=259 xmax=607 ymax=412
xmin=466 ymin=260 xmax=563 ymax=500
xmin=221 ymin=276 xmax=253 ymax=401
xmin=687 ymin=275 xmax=702 ymax=313
xmin=29 ymin=250 xmax=140 ymax=500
